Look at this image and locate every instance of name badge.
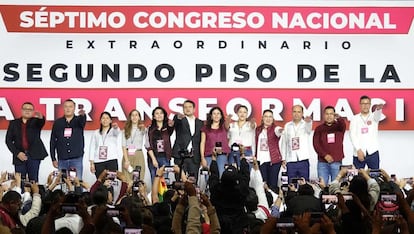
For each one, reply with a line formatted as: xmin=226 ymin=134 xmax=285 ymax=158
xmin=327 ymin=133 xmax=335 ymax=144
xmin=64 ymin=128 xmax=72 ymax=138
xmin=361 ymin=127 xmax=369 ymax=134
xmin=156 ymin=139 xmax=165 ymax=153
xmin=128 ymin=145 xmax=136 ymax=156
xmin=99 ymin=146 xmax=108 ymax=160
xmin=259 ymin=138 xmax=268 ymax=151
xmin=291 ymin=137 xmax=300 ymax=150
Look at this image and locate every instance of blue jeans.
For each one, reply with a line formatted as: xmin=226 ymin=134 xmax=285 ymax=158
xmin=228 ymin=148 xmax=253 ymax=169
xmin=58 ymin=157 xmax=83 ymax=180
xmin=259 ymin=161 xmax=282 ymax=191
xmin=287 ymin=159 xmax=310 ymax=182
xmin=317 ymin=161 xmax=341 ymax=184
xmin=149 ymin=156 xmax=170 ymax=182
xmin=353 ymin=151 xmax=380 ymax=169
xmin=15 ymin=158 xmax=41 ymax=182
xmin=205 ymin=154 xmax=228 ymax=178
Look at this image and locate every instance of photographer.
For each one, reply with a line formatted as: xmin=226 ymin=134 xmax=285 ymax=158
xmin=330 ymin=168 xmax=380 ymax=211
xmin=19 ymin=182 xmax=42 ymax=227
xmin=208 ymin=149 xmax=250 ymax=233
xmin=90 ymin=170 xmax=128 ymax=206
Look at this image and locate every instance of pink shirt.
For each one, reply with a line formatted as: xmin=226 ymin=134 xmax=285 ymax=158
xmin=201 ymin=125 xmax=230 ymax=156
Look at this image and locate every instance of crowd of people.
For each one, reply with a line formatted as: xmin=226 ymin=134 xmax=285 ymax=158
xmin=0 ymin=96 xmax=412 ymax=233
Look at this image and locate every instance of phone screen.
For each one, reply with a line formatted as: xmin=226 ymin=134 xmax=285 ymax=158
xmin=378 ymin=194 xmax=399 ymax=221
xmin=69 ymin=170 xmax=77 ymax=180
xmin=322 ymin=194 xmax=338 ymax=211
xmin=124 ymin=228 xmax=143 ymax=234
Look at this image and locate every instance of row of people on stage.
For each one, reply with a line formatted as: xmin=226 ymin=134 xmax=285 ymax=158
xmin=5 ymin=95 xmax=384 ymax=191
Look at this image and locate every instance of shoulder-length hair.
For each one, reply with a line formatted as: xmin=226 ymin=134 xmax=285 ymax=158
xmin=206 ymin=106 xmax=225 ymax=129
xmin=99 ymin=111 xmax=112 ymax=134
xmin=149 ymin=106 xmax=168 ymax=130
xmin=124 ymin=109 xmax=142 ymax=139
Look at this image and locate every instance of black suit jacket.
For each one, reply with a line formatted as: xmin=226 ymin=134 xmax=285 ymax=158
xmin=172 ymin=115 xmax=204 ymax=164
xmin=5 ymin=117 xmax=48 ymax=165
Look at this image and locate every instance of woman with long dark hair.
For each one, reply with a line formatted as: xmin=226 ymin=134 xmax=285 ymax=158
xmin=89 ymin=111 xmax=123 ymax=178
xmin=200 ymin=106 xmax=230 ymax=177
xmin=145 ymin=106 xmax=174 ymax=181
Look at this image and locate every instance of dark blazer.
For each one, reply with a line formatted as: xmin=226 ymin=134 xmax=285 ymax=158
xmin=172 ymin=115 xmax=204 ymax=164
xmin=5 ymin=117 xmax=48 ymax=165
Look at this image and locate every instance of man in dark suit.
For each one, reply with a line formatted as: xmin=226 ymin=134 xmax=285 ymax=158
xmin=172 ymin=100 xmax=204 ymax=178
xmin=5 ymin=102 xmax=48 ymax=182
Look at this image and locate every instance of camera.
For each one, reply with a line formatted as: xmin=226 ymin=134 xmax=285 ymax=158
xmin=215 ymin=142 xmax=222 ymax=154
xmin=132 ymin=166 xmax=141 ymax=183
xmin=281 ymin=172 xmax=289 ymax=193
xmin=164 ymin=166 xmax=175 ymax=173
xmin=106 ymin=171 xmax=117 ymax=180
xmin=61 ymin=203 xmax=78 ymax=214
xmin=187 ymin=173 xmax=196 ymax=184
xmin=276 ymin=217 xmax=294 ymax=229
xmin=369 ymin=169 xmax=381 ymax=179
xmin=291 ymin=177 xmax=301 ymax=189
xmin=172 ymin=181 xmax=185 ymax=190
xmin=178 ymin=149 xmax=192 ymax=158
xmin=244 ymin=156 xmax=254 ymax=163
xmin=53 ymin=170 xmax=59 ymax=177
xmin=378 ymin=193 xmax=399 ymax=221
xmin=132 ymin=180 xmax=144 ymax=193
xmin=322 ymin=194 xmax=338 ymax=211
xmin=346 ymin=169 xmax=358 ymax=181
xmin=68 ymin=167 xmax=77 ymax=181
xmin=124 ymin=227 xmax=143 ymax=234
xmin=200 ymin=167 xmax=209 ymax=175
xmin=231 ymin=143 xmax=240 ymax=152
xmin=106 ymin=207 xmax=121 ymax=217
xmin=61 ymin=169 xmax=67 ymax=182
xmin=7 ymin=172 xmax=15 ymax=181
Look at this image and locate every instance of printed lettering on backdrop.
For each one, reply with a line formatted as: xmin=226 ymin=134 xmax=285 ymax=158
xmin=0 ymin=1 xmax=413 ymax=131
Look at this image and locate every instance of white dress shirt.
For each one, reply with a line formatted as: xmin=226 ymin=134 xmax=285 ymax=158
xmin=280 ymin=119 xmax=313 ymax=162
xmin=228 ymin=121 xmax=256 ymax=155
xmin=349 ymin=109 xmax=382 ymax=155
xmin=89 ymin=128 xmax=123 ymax=166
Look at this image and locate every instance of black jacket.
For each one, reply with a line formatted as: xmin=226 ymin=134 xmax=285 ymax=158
xmin=172 ymin=115 xmax=203 ymax=165
xmin=6 ymin=117 xmax=48 ymax=165
xmin=209 ymin=158 xmax=250 ymax=234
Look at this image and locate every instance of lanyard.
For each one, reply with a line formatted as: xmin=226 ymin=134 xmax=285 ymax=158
xmin=360 ymin=113 xmax=371 ymax=126
xmin=129 ymin=127 xmax=139 ymax=145
xmin=101 ymin=130 xmax=109 ymax=146
xmin=292 ymin=121 xmax=303 ymax=137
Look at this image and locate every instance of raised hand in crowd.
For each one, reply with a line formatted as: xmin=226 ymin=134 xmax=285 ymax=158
xmin=293 ymin=212 xmax=317 ymax=234
xmin=0 ymin=171 xmax=7 ymax=183
xmin=47 ymin=172 xmax=62 ymax=191
xmin=151 ymin=166 xmax=165 ymax=204
xmin=320 ymin=214 xmax=336 ymax=234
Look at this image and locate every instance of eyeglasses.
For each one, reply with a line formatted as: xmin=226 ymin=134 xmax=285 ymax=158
xmin=360 ymin=102 xmax=371 ymax=105
xmin=22 ymin=108 xmax=34 ymax=111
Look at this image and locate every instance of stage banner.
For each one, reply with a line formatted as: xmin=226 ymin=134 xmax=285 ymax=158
xmin=0 ymin=1 xmax=413 ymax=130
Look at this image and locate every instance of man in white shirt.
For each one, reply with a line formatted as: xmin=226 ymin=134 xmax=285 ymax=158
xmin=349 ymin=95 xmax=384 ymax=169
xmin=280 ymin=105 xmax=313 ymax=181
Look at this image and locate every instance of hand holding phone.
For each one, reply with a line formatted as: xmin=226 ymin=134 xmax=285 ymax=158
xmin=215 ymin=142 xmax=223 ymax=154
